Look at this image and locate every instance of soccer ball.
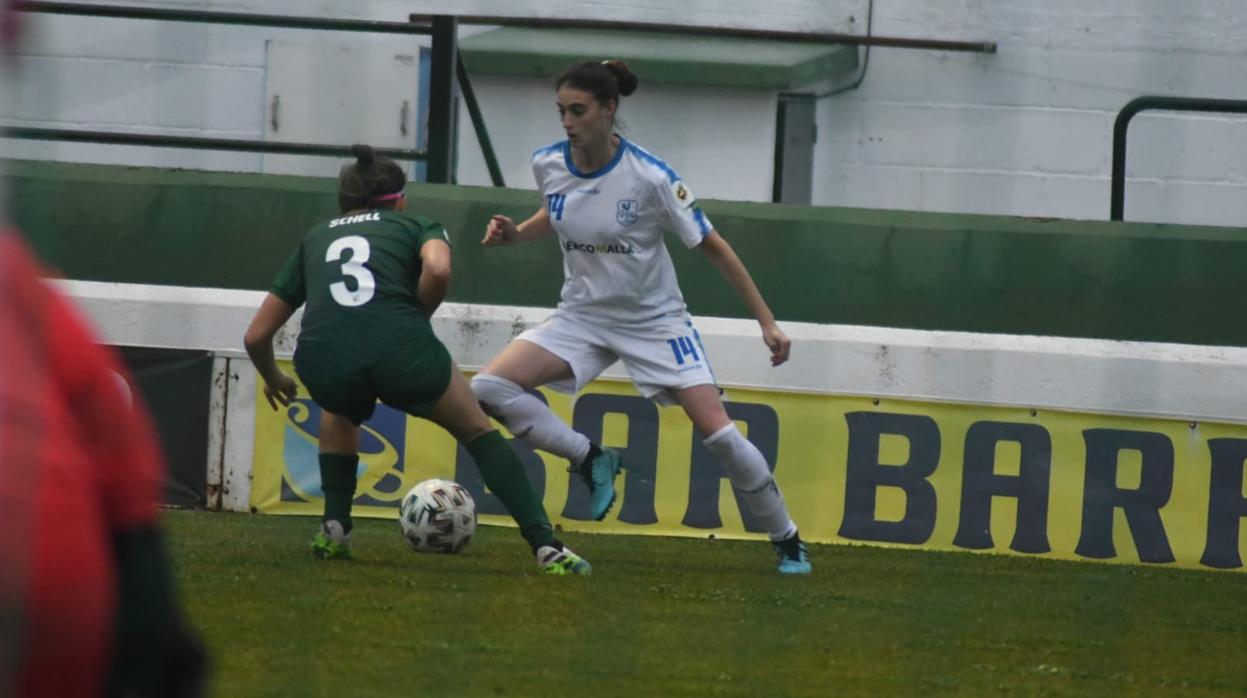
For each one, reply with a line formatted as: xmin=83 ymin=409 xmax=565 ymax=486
xmin=398 ymin=478 xmax=477 ymax=553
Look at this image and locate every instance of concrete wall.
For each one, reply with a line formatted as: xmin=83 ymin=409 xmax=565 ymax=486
xmin=10 ymin=159 xmax=1247 ymax=347
xmin=60 ymin=278 xmax=1247 ymax=517
xmin=454 ymin=76 xmax=780 ymax=203
xmin=3 ymin=0 xmax=1244 ymax=223
xmin=3 ymin=13 xmax=275 ymax=171
xmin=65 ymin=279 xmax=1247 ymax=427
xmin=817 ymin=0 xmax=1247 ymax=226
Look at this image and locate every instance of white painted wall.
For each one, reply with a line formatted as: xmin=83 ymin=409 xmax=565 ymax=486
xmin=60 ymin=279 xmax=1247 ymax=427
xmin=3 ymin=0 xmax=1246 ymax=225
xmin=818 ymin=0 xmax=1247 ymax=226
xmin=455 ymin=77 xmax=779 ymax=202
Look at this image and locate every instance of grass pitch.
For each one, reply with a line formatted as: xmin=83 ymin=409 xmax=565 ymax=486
xmin=166 ymin=511 xmax=1247 ymax=697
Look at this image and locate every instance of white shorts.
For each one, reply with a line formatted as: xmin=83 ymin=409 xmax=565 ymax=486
xmin=516 ymin=310 xmax=719 ymax=406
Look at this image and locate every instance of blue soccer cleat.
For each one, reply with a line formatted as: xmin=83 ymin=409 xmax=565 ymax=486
xmin=773 ymin=533 xmax=811 ymax=575
xmin=574 ymin=447 xmax=622 ymax=521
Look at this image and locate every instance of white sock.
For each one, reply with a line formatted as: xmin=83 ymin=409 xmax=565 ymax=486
xmin=470 ymin=374 xmax=592 ymax=464
xmin=704 ymin=423 xmax=797 ymax=542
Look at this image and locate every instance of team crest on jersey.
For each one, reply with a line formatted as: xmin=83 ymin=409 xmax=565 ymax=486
xmin=616 ymin=199 xmax=639 ymax=226
xmin=672 ymin=180 xmax=696 ymax=210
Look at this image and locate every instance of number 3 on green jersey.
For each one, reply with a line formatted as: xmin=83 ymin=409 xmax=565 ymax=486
xmin=326 ymin=235 xmax=375 ymax=306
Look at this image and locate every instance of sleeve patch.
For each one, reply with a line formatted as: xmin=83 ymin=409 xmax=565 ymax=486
xmin=671 ymin=180 xmax=696 ymax=210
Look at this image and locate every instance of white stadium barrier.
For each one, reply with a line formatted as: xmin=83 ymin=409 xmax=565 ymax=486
xmin=56 ymin=280 xmax=1247 ymax=572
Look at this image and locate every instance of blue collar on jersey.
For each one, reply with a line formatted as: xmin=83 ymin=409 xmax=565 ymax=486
xmin=563 ymin=135 xmax=628 ymax=179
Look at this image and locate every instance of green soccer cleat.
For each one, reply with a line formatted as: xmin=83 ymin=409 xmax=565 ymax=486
xmin=311 ymin=520 xmax=353 ymax=560
xmin=536 ymin=542 xmax=592 ymax=576
xmin=773 ymin=533 xmax=811 ymax=575
xmin=572 ymin=447 xmax=622 ymax=521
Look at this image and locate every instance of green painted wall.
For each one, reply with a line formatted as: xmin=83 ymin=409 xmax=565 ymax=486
xmin=459 ymin=28 xmax=859 ymax=91
xmin=6 ymin=159 xmax=1246 ymax=346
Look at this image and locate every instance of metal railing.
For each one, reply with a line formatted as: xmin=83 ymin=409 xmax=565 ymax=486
xmin=21 ymin=1 xmax=433 ymax=34
xmin=1111 ymin=96 xmax=1247 ymax=221
xmin=2 ymin=127 xmax=425 ymax=161
xmin=8 ymin=4 xmax=1000 ymax=190
xmin=7 ymin=3 xmax=508 ymax=185
xmin=408 ymin=14 xmax=997 ymax=54
xmin=407 ymin=11 xmax=996 ymax=200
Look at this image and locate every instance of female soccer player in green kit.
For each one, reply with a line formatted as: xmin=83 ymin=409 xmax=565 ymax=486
xmin=244 ymin=145 xmax=589 ymax=575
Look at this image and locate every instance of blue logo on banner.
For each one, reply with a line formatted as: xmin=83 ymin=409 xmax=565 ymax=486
xmin=279 ymin=398 xmax=408 ymax=509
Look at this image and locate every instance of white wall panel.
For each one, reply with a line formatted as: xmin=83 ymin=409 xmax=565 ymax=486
xmin=5 ymin=1 xmax=1245 ymax=223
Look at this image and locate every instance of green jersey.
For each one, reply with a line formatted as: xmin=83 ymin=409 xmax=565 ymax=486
xmin=270 ymin=209 xmax=450 ymax=372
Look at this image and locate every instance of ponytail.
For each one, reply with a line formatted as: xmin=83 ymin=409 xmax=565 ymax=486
xmin=337 ymin=144 xmax=406 ymax=213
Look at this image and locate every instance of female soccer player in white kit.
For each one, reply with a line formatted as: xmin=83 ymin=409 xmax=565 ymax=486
xmin=472 ymin=60 xmax=810 ymax=574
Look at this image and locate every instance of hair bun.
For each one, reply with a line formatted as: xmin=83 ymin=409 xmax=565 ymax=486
xmin=601 ymin=60 xmax=638 ymax=97
xmin=350 ymin=143 xmax=375 ymax=168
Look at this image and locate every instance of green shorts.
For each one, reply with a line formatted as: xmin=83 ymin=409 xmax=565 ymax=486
xmin=295 ymin=339 xmax=453 ymax=426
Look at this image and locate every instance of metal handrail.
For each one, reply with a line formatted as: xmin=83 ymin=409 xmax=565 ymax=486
xmin=9 ymin=4 xmax=999 ymax=189
xmin=1 ymin=128 xmax=426 ymax=160
xmin=18 ymin=1 xmax=432 ymax=35
xmin=1111 ymin=96 xmax=1247 ymax=221
xmin=408 ymin=13 xmax=997 ymax=54
xmin=8 ymin=3 xmax=477 ymax=177
xmin=457 ymin=54 xmax=504 ymax=187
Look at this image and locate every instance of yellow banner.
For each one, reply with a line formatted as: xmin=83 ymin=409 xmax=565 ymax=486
xmin=252 ymin=362 xmax=1247 ymax=572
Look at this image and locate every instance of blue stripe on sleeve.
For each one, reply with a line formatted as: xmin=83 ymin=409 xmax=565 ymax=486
xmin=625 ymin=142 xmax=679 ymax=184
xmin=532 ymin=140 xmax=566 ymax=160
xmin=693 ymin=207 xmax=712 ymax=237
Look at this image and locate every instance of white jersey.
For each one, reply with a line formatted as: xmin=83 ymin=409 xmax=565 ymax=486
xmin=532 ymin=136 xmax=713 ymax=325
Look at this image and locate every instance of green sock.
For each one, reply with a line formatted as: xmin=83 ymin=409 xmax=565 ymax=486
xmin=319 ymin=453 xmax=359 ymax=533
xmin=466 ymin=430 xmax=555 ymax=550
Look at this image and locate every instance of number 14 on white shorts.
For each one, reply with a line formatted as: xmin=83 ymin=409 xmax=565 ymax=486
xmin=666 ymin=335 xmax=705 ymax=371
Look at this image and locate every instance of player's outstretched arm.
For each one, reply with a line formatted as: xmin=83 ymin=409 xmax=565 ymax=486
xmin=243 ymin=294 xmax=298 ymax=409
xmin=695 ymin=230 xmax=792 ymax=367
xmin=482 ymin=207 xmax=556 ymax=247
xmin=418 ymin=237 xmax=452 ymax=316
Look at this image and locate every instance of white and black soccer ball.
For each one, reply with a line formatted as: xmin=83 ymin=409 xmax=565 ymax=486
xmin=398 ymin=478 xmax=477 ymax=554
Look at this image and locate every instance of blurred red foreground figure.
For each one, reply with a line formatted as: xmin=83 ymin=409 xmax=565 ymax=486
xmin=0 ymin=230 xmax=207 ymax=697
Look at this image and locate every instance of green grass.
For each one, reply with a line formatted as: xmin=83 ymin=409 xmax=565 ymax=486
xmin=166 ymin=511 xmax=1247 ymax=698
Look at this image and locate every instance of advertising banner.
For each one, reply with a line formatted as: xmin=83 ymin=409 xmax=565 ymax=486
xmin=251 ymin=362 xmax=1247 ymax=572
